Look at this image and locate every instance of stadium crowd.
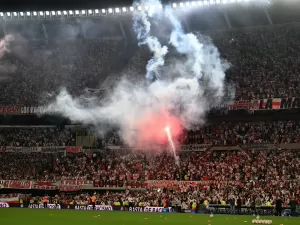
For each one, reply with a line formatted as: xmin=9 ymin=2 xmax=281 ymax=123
xmin=0 ymin=23 xmax=299 ymax=105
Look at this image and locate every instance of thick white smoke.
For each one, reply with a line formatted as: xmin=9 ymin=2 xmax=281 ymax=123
xmin=0 ymin=34 xmax=14 ymax=58
xmin=47 ymin=0 xmax=230 ymax=146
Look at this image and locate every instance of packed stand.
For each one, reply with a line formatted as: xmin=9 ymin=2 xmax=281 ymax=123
xmin=0 ymin=38 xmax=120 ymax=105
xmin=0 ymin=127 xmax=75 ymax=147
xmin=185 ymin=120 xmax=300 ymax=145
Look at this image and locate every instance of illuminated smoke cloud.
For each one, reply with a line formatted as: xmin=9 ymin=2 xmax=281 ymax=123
xmin=48 ymin=0 xmax=230 ymax=147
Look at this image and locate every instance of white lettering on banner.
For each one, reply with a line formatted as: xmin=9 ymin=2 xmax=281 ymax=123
xmin=75 ymin=205 xmax=113 ymax=211
xmin=28 ymin=204 xmax=61 ymax=209
xmin=0 ymin=180 xmax=32 ymax=189
xmin=0 ymin=202 xmax=9 ymax=208
xmin=129 ymin=207 xmax=172 ymax=212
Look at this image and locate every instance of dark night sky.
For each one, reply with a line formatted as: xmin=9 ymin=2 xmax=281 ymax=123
xmin=0 ymin=0 xmax=161 ymax=11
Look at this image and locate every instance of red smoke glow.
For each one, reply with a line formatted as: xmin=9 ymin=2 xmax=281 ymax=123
xmin=135 ymin=109 xmax=183 ymax=147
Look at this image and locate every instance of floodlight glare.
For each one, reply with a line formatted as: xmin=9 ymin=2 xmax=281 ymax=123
xmin=20 ymin=12 xmax=24 ymax=16
xmin=108 ymin=8 xmax=113 ymax=13
xmin=88 ymin=10 xmax=92 ymax=14
xmin=33 ymin=12 xmax=37 ymax=16
xmin=26 ymin=12 xmax=31 ymax=16
xmin=0 ymin=12 xmax=3 ymax=17
xmin=63 ymin=11 xmax=67 ymax=15
xmin=230 ymin=0 xmax=235 ymax=3
xmin=13 ymin=12 xmax=17 ymax=16
xmin=75 ymin=10 xmax=79 ymax=15
xmin=191 ymin=1 xmax=196 ymax=6
xmin=179 ymin=2 xmax=184 ymax=7
xmin=186 ymin=2 xmax=190 ymax=7
xmin=210 ymin=0 xmax=216 ymax=4
xmin=158 ymin=4 xmax=162 ymax=8
xmin=57 ymin=11 xmax=61 ymax=15
xmin=216 ymin=0 xmax=221 ymax=3
xmin=81 ymin=10 xmax=85 ymax=14
xmin=6 ymin=12 xmax=11 ymax=16
xmin=45 ymin=11 xmax=49 ymax=16
xmin=130 ymin=6 xmax=134 ymax=11
xmin=204 ymin=0 xmax=208 ymax=5
xmin=223 ymin=0 xmax=228 ymax=3
xmin=102 ymin=9 xmax=106 ymax=13
xmin=122 ymin=7 xmax=127 ymax=12
xmin=39 ymin=11 xmax=43 ymax=16
xmin=137 ymin=6 xmax=142 ymax=10
xmin=95 ymin=9 xmax=99 ymax=13
xmin=198 ymin=1 xmax=203 ymax=6
xmin=172 ymin=3 xmax=177 ymax=8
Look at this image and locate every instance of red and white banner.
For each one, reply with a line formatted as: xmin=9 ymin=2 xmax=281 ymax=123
xmin=0 ymin=106 xmax=21 ymax=114
xmin=145 ymin=180 xmax=242 ymax=189
xmin=228 ymin=103 xmax=249 ymax=110
xmin=0 ymin=180 xmax=32 ymax=189
xmin=66 ymin=146 xmax=82 ymax=153
xmin=0 ymin=193 xmax=20 ymax=204
xmin=250 ymin=97 xmax=300 ymax=110
xmin=32 ymin=181 xmax=59 ymax=190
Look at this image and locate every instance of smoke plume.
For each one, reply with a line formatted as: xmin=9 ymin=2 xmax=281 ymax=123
xmin=47 ymin=0 xmax=230 ymax=147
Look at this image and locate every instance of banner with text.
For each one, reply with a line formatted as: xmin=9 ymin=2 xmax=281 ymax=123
xmin=0 ymin=180 xmax=32 ymax=189
xmin=250 ymin=97 xmax=300 ymax=110
xmin=32 ymin=181 xmax=60 ymax=190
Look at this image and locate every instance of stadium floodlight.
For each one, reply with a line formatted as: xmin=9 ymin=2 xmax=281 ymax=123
xmin=0 ymin=12 xmax=3 ymax=17
xmin=216 ymin=0 xmax=221 ymax=3
xmin=101 ymin=9 xmax=106 ymax=14
xmin=45 ymin=11 xmax=50 ymax=16
xmin=88 ymin=9 xmax=92 ymax=14
xmin=179 ymin=2 xmax=184 ymax=7
xmin=95 ymin=9 xmax=99 ymax=14
xmin=39 ymin=11 xmax=43 ymax=16
xmin=81 ymin=10 xmax=86 ymax=14
xmin=198 ymin=1 xmax=203 ymax=6
xmin=222 ymin=0 xmax=228 ymax=3
xmin=13 ymin=12 xmax=17 ymax=17
xmin=137 ymin=6 xmax=142 ymax=10
xmin=63 ymin=11 xmax=67 ymax=15
xmin=57 ymin=11 xmax=61 ymax=15
xmin=20 ymin=12 xmax=24 ymax=16
xmin=51 ymin=11 xmax=55 ymax=16
xmin=122 ymin=7 xmax=127 ymax=12
xmin=191 ymin=1 xmax=196 ymax=6
xmin=210 ymin=0 xmax=216 ymax=4
xmin=33 ymin=12 xmax=37 ymax=16
xmin=75 ymin=10 xmax=79 ymax=15
xmin=69 ymin=10 xmax=73 ymax=15
xmin=230 ymin=0 xmax=235 ymax=3
xmin=108 ymin=8 xmax=113 ymax=13
xmin=172 ymin=3 xmax=177 ymax=8
xmin=144 ymin=5 xmax=149 ymax=10
xmin=130 ymin=6 xmax=134 ymax=11
xmin=115 ymin=8 xmax=120 ymax=13
xmin=186 ymin=2 xmax=190 ymax=7
xmin=26 ymin=12 xmax=31 ymax=16
xmin=203 ymin=0 xmax=208 ymax=5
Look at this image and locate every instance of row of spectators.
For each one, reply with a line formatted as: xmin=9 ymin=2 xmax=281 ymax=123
xmin=23 ymin=189 xmax=300 ymax=212
xmin=1 ymin=120 xmax=300 ymax=147
xmin=0 ymin=148 xmax=299 ymax=183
